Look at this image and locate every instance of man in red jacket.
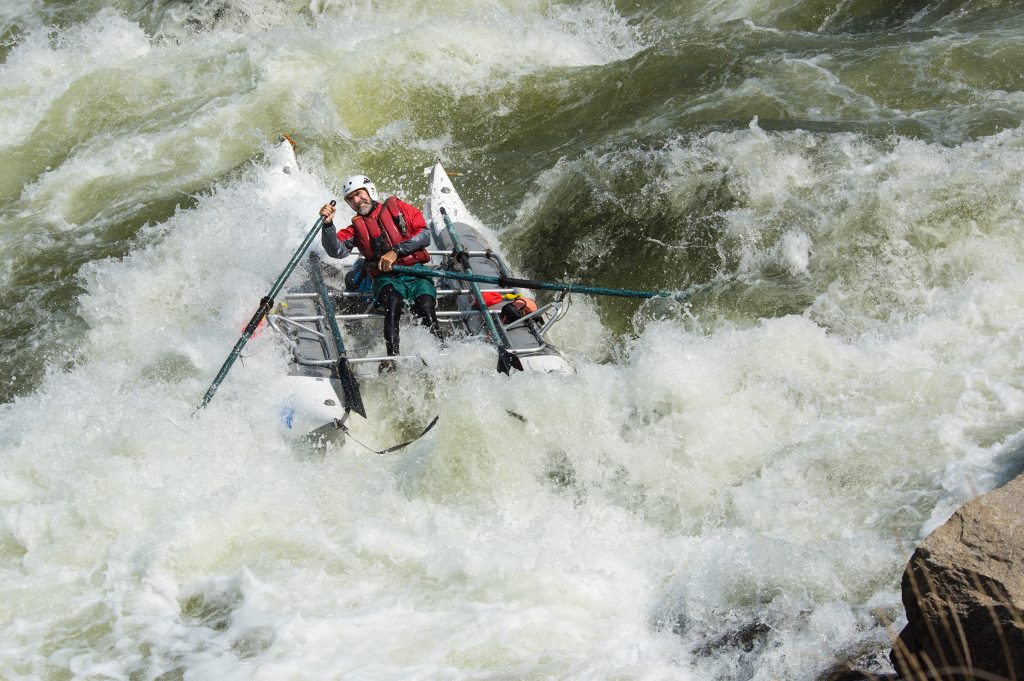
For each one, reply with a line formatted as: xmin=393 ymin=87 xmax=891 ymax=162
xmin=320 ymin=175 xmax=441 ymax=369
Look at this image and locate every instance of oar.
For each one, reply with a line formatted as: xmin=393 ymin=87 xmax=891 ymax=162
xmin=198 ymin=201 xmax=336 ymax=410
xmin=308 ymin=251 xmax=366 ymax=417
xmin=388 ymin=265 xmax=708 ymax=301
xmin=437 ymin=207 xmax=522 ymax=374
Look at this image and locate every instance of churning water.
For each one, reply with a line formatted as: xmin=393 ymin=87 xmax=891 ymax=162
xmin=2 ymin=1 xmax=1024 ymax=678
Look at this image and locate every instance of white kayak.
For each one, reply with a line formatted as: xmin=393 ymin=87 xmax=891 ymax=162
xmin=261 ymin=138 xmax=572 ymax=437
xmin=422 ymin=162 xmax=573 ymax=375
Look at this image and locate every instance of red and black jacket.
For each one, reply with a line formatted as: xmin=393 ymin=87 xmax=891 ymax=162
xmin=323 ymin=196 xmax=431 ymax=276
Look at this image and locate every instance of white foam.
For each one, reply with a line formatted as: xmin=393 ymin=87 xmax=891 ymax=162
xmin=0 ymin=10 xmax=150 ymax=145
xmin=0 ymin=125 xmax=1019 ymax=677
xmin=308 ymin=0 xmax=646 ymax=98
xmin=499 ymin=119 xmax=1024 ymax=670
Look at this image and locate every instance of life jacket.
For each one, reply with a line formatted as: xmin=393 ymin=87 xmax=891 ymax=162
xmin=478 ymin=291 xmax=537 ymax=310
xmin=476 ymin=291 xmax=538 ymax=324
xmin=500 ymin=296 xmax=537 ymax=324
xmin=350 ymin=196 xmax=430 ymax=275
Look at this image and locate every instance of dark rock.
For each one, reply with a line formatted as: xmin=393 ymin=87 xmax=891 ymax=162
xmin=818 ymin=646 xmax=897 ymax=681
xmin=692 ymin=620 xmax=771 ymax=657
xmin=817 ymin=665 xmax=898 ymax=681
xmin=891 ymin=473 xmax=1024 ymax=679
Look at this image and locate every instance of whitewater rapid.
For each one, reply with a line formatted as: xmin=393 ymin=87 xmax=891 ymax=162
xmin=2 ymin=1 xmax=1024 ymax=679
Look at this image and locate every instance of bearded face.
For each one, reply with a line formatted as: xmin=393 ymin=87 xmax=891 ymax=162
xmin=346 ymin=189 xmax=374 ymax=216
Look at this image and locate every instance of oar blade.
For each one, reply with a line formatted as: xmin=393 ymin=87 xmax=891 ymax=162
xmin=303 ymin=418 xmax=345 ymax=445
xmin=338 ymin=358 xmax=366 ymax=417
xmin=497 ymin=347 xmax=524 ymax=375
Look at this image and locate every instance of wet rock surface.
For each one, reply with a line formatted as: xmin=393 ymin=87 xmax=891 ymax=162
xmin=891 ymin=474 xmax=1024 ymax=678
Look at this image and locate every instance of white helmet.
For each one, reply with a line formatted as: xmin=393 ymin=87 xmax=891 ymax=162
xmin=342 ymin=175 xmax=378 ymax=203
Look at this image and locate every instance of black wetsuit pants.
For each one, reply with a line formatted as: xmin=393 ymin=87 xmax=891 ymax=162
xmin=378 ymin=284 xmax=442 ymax=356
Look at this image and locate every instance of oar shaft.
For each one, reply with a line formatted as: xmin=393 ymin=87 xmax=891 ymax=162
xmin=438 ymin=209 xmax=514 ymax=348
xmin=309 ymin=252 xmax=348 ymax=355
xmin=266 ymin=215 xmax=327 ymax=301
xmin=198 ymin=203 xmax=334 ymax=410
xmin=309 ymin=252 xmax=365 ymax=418
xmin=389 ymin=265 xmax=686 ymax=301
xmin=199 ymin=298 xmax=273 ymax=408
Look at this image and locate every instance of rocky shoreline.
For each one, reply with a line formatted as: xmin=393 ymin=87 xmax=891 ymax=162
xmin=833 ymin=473 xmax=1024 ymax=680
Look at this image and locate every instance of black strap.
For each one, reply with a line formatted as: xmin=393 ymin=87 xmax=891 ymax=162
xmin=242 ymin=297 xmax=274 ymax=335
xmin=386 ymin=196 xmax=409 ymax=237
xmin=340 ymin=414 xmax=440 ymax=455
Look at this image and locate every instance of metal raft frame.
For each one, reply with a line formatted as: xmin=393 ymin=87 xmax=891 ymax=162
xmin=265 ymin=247 xmax=570 ymax=372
